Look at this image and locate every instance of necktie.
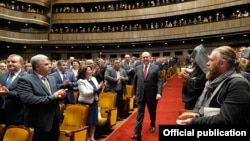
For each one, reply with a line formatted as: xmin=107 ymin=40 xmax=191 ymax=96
xmin=144 ymin=65 xmax=148 ymax=79
xmin=42 ymin=77 xmax=52 ymax=95
xmin=6 ymin=73 xmax=14 ymax=88
xmin=62 ymin=73 xmax=66 ymax=81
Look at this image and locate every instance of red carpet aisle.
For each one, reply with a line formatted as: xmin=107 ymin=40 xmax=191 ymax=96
xmin=106 ymin=74 xmax=184 ymax=141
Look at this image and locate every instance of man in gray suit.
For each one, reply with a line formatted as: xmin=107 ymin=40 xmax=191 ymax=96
xmin=104 ymin=58 xmax=129 ymax=120
xmin=121 ymin=54 xmax=135 ymax=85
xmin=17 ymin=54 xmax=67 ymax=141
xmin=131 ymin=52 xmax=163 ymax=141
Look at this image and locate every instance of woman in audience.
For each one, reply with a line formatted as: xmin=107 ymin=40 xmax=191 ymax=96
xmin=77 ymin=65 xmax=103 ymax=141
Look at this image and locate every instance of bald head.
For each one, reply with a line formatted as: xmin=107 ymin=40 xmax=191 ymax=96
xmin=141 ymin=52 xmax=151 ymax=65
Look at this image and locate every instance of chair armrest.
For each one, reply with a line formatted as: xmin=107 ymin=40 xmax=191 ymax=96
xmin=178 ymin=109 xmax=192 ymax=115
xmin=60 ymin=126 xmax=89 ymax=137
xmin=105 ymin=108 xmax=117 ymax=127
xmin=109 ymin=108 xmax=117 ymax=126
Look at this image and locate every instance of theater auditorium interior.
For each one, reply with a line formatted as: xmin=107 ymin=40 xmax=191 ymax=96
xmin=0 ymin=0 xmax=250 ymax=141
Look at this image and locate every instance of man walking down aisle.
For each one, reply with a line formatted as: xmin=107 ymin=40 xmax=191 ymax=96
xmin=131 ymin=51 xmax=163 ymax=141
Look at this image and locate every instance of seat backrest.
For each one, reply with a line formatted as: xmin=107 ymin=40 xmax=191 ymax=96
xmin=3 ymin=125 xmax=34 ymax=141
xmin=60 ymin=104 xmax=89 ymax=130
xmin=98 ymin=92 xmax=117 ymax=118
xmin=73 ymin=91 xmax=79 ymax=104
xmin=59 ymin=103 xmax=65 ymax=120
xmin=98 ymin=92 xmax=117 ymax=108
xmin=126 ymin=85 xmax=133 ymax=97
xmin=0 ymin=124 xmax=6 ymax=141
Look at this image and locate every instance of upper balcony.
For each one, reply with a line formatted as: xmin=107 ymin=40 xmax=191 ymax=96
xmin=48 ymin=17 xmax=250 ymax=44
xmin=1 ymin=17 xmax=249 ymax=45
xmin=0 ymin=6 xmax=50 ymax=27
xmin=51 ymin=0 xmax=249 ymax=24
xmin=17 ymin=0 xmax=51 ymax=8
xmin=52 ymin=0 xmax=117 ymax=4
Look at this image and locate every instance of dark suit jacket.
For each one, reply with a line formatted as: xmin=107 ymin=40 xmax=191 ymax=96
xmin=50 ymin=70 xmax=77 ymax=104
xmin=17 ymin=72 xmax=61 ymax=132
xmin=0 ymin=70 xmax=27 ymax=124
xmin=133 ymin=63 xmax=163 ymax=102
xmin=104 ymin=67 xmax=128 ymax=95
xmin=192 ymin=73 xmax=250 ymax=124
xmin=182 ymin=65 xmax=206 ymax=104
xmin=121 ymin=61 xmax=135 ymax=84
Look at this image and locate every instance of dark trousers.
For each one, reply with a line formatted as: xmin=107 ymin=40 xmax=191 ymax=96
xmin=134 ymin=100 xmax=158 ymax=135
xmin=0 ymin=109 xmax=5 ymax=124
xmin=33 ymin=115 xmax=60 ymax=141
xmin=115 ymin=90 xmax=124 ymax=117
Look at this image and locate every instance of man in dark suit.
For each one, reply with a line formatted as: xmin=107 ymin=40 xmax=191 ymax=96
xmin=0 ymin=54 xmax=27 ymax=125
xmin=131 ymin=52 xmax=163 ymax=141
xmin=17 ymin=54 xmax=67 ymax=141
xmin=50 ymin=60 xmax=78 ymax=105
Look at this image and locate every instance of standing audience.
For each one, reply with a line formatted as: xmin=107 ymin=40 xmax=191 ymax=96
xmin=71 ymin=59 xmax=81 ymax=79
xmin=177 ymin=46 xmax=250 ymax=125
xmin=131 ymin=51 xmax=163 ymax=140
xmin=17 ymin=54 xmax=67 ymax=141
xmin=104 ymin=58 xmax=129 ymax=120
xmin=238 ymin=47 xmax=250 ymax=82
xmin=0 ymin=62 xmax=7 ymax=74
xmin=50 ymin=60 xmax=78 ymax=105
xmin=0 ymin=54 xmax=27 ymax=125
xmin=239 ymin=47 xmax=250 ymax=73
xmin=121 ymin=54 xmax=135 ymax=85
xmin=77 ymin=65 xmax=103 ymax=141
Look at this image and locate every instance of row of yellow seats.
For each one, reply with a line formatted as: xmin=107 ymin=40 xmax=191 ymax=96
xmin=59 ymin=92 xmax=118 ymax=141
xmin=161 ymin=66 xmax=178 ymax=82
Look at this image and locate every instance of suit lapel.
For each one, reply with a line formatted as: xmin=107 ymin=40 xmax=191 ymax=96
xmin=2 ymin=73 xmax=9 ymax=86
xmin=8 ymin=70 xmax=26 ymax=88
xmin=34 ymin=74 xmax=51 ymax=96
xmin=83 ymin=79 xmax=93 ymax=89
xmin=140 ymin=65 xmax=144 ymax=79
xmin=56 ymin=71 xmax=63 ymax=83
xmin=112 ymin=68 xmax=117 ymax=78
